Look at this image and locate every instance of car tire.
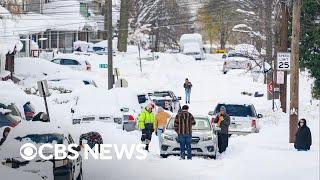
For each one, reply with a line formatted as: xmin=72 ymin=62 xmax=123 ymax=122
xmin=76 ymin=167 xmax=83 ymax=180
xmin=160 ymin=154 xmax=168 ymax=158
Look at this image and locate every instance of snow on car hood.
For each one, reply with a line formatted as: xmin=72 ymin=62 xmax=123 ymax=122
xmin=226 ymin=56 xmax=250 ymax=62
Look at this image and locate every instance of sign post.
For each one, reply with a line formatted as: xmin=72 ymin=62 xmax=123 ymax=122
xmin=37 ymin=80 xmax=50 ymax=122
xmin=277 ymin=52 xmax=291 ymax=113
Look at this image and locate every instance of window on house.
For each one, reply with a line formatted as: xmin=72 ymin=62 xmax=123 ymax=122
xmin=80 ymin=3 xmax=89 ymax=17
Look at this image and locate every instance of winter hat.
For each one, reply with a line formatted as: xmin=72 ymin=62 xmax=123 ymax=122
xmin=220 ymin=106 xmax=226 ymax=112
xmin=298 ymin=119 xmax=307 ymax=127
xmin=182 ymin=105 xmax=189 ymax=111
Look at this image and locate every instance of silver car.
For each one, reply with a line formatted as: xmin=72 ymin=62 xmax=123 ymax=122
xmin=160 ymin=115 xmax=218 ymax=159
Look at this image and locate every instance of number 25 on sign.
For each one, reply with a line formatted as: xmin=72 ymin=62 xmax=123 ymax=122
xmin=277 ymin=52 xmax=291 ymax=71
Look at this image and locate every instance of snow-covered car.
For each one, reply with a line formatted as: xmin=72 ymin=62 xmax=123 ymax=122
xmin=0 ymin=102 xmax=22 ymax=128
xmin=88 ymin=40 xmax=116 ymax=56
xmin=209 ymin=103 xmax=263 ymax=134
xmin=120 ymin=108 xmax=139 ymax=132
xmin=149 ymin=91 xmax=181 ymax=113
xmin=0 ymin=122 xmax=83 ymax=180
xmin=51 ymin=54 xmax=92 ymax=71
xmin=71 ymin=88 xmax=141 ymax=125
xmin=0 ymin=82 xmax=36 ymax=121
xmin=160 ymin=115 xmax=218 ymax=159
xmin=223 ymin=52 xmax=252 ymax=74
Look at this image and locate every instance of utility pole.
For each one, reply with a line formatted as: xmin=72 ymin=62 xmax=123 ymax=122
xmin=280 ymin=1 xmax=289 ymax=113
xmin=289 ymin=0 xmax=301 ymax=143
xmin=107 ymin=0 xmax=113 ymax=90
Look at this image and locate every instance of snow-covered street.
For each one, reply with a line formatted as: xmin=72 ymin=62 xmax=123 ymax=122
xmin=30 ymin=51 xmax=318 ymax=180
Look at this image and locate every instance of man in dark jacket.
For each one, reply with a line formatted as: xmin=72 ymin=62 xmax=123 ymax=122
xmin=183 ymin=78 xmax=192 ymax=104
xmin=174 ymin=105 xmax=196 ymax=160
xmin=294 ymin=119 xmax=312 ymax=151
xmin=0 ymin=127 xmax=11 ymax=146
xmin=214 ymin=106 xmax=230 ymax=153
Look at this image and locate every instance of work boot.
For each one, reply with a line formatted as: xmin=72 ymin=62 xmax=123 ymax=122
xmin=145 ymin=144 xmax=149 ymax=151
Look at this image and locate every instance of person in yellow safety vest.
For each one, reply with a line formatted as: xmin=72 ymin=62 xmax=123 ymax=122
xmin=138 ymin=104 xmax=155 ymax=151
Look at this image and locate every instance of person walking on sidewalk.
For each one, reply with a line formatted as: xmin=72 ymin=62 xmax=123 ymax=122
xmin=138 ymin=104 xmax=155 ymax=151
xmin=183 ymin=78 xmax=192 ymax=104
xmin=214 ymin=106 xmax=230 ymax=153
xmin=174 ymin=105 xmax=196 ymax=160
xmin=155 ymin=107 xmax=171 ymax=148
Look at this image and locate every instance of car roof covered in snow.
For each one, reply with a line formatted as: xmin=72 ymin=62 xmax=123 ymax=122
xmin=53 ymin=53 xmax=90 ymax=63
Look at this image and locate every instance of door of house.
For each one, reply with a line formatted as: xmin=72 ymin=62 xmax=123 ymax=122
xmin=65 ymin=33 xmax=73 ymax=53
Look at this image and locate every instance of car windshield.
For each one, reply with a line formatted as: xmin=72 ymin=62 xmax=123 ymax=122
xmin=93 ymin=47 xmax=105 ymax=52
xmin=214 ymin=104 xmax=255 ymax=117
xmin=166 ymin=117 xmax=211 ymax=130
xmin=228 ymin=53 xmax=247 ymax=58
xmin=14 ymin=133 xmax=64 ymax=144
xmin=153 ymin=92 xmax=171 ymax=97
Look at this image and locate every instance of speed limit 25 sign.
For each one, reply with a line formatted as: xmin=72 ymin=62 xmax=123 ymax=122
xmin=277 ymin=52 xmax=291 ymax=71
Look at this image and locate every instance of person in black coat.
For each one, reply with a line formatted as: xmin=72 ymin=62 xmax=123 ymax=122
xmin=294 ymin=119 xmax=312 ymax=151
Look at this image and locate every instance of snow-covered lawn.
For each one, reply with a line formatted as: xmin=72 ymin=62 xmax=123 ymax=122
xmin=1 ymin=50 xmax=319 ymax=180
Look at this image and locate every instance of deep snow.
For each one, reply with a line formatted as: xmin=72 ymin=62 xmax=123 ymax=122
xmin=1 ymin=49 xmax=319 ymax=180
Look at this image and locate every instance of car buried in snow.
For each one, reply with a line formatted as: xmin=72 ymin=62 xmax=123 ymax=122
xmin=0 ymin=122 xmax=83 ymax=180
xmin=149 ymin=91 xmax=181 ymax=113
xmin=222 ymin=52 xmax=253 ymax=74
xmin=209 ymin=103 xmax=263 ymax=135
xmin=160 ymin=115 xmax=219 ymax=159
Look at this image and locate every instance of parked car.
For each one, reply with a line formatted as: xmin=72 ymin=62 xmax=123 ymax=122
xmin=0 ymin=122 xmax=83 ymax=180
xmin=120 ymin=108 xmax=139 ymax=132
xmin=0 ymin=102 xmax=22 ymax=128
xmin=0 ymin=82 xmax=37 ymax=121
xmin=222 ymin=52 xmax=252 ymax=74
xmin=51 ymin=54 xmax=91 ymax=71
xmin=71 ymin=88 xmax=141 ymax=125
xmin=149 ymin=91 xmax=181 ymax=113
xmin=209 ymin=103 xmax=263 ymax=134
xmin=87 ymin=40 xmax=116 ymax=56
xmin=160 ymin=115 xmax=218 ymax=159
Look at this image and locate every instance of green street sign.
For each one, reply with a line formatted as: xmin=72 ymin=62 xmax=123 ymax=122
xmin=99 ymin=64 xmax=108 ymax=68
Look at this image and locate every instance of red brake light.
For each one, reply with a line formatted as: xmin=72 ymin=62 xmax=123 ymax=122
xmin=128 ymin=115 xmax=135 ymax=121
xmin=251 ymin=119 xmax=256 ymax=127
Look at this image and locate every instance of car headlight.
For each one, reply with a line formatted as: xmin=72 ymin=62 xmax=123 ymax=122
xmin=162 ymin=134 xmax=174 ymax=141
xmin=203 ymin=135 xmax=213 ymax=141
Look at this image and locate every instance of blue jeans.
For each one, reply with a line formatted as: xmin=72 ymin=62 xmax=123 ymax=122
xmin=185 ymin=89 xmax=191 ymax=103
xmin=157 ymin=128 xmax=164 ymax=148
xmin=178 ymin=134 xmax=192 ymax=159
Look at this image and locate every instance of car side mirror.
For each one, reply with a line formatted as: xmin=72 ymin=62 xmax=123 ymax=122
xmin=178 ymin=97 xmax=182 ymax=100
xmin=208 ymin=111 xmax=215 ymax=116
xmin=257 ymin=114 xmax=263 ymax=118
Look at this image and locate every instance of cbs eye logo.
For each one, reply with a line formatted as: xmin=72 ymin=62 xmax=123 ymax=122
xmin=20 ymin=143 xmax=37 ymax=160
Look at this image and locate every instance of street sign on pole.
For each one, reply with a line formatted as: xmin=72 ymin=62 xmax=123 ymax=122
xmin=37 ymin=80 xmax=50 ymax=122
xmin=277 ymin=52 xmax=291 ymax=71
xmin=277 ymin=71 xmax=285 ymax=84
xmin=268 ymin=81 xmax=273 ymax=94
